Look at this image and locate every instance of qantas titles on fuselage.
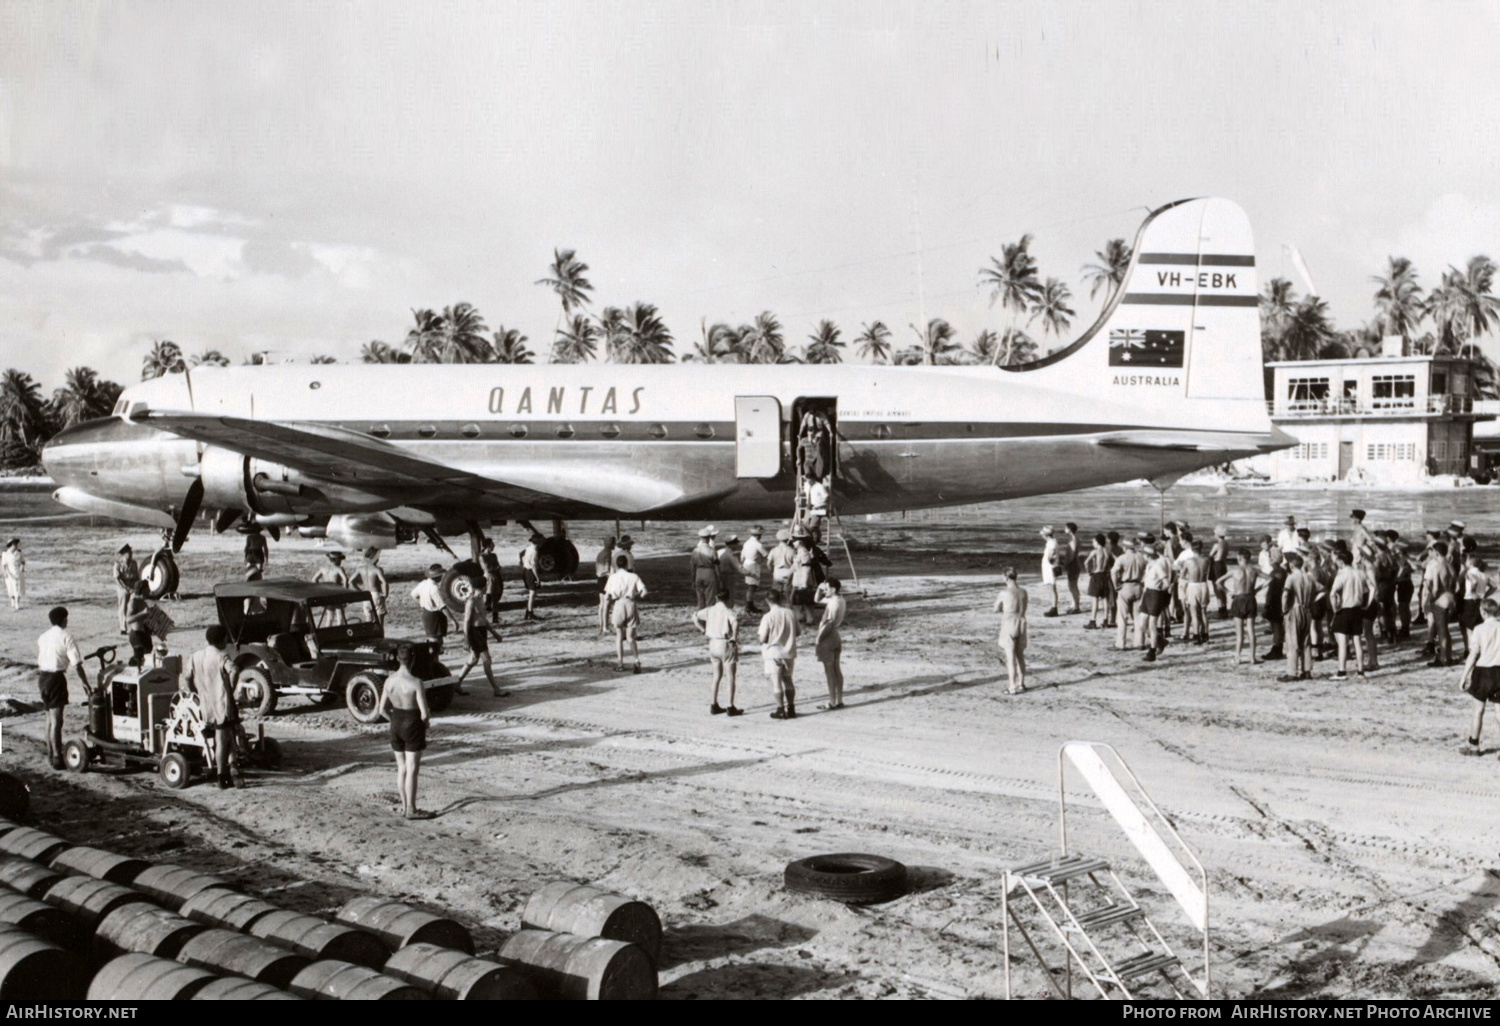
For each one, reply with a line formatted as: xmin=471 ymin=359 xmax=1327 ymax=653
xmin=487 ymin=385 xmax=646 ymax=417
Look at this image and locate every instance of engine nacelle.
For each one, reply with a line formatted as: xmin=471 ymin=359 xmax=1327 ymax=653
xmin=326 ymin=513 xmax=399 ymax=551
xmin=198 ymin=446 xmax=396 ymax=516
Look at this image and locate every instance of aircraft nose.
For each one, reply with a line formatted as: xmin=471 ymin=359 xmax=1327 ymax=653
xmin=41 ymin=417 xmax=124 ymax=487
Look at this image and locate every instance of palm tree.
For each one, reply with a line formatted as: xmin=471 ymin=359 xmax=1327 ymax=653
xmin=1278 ymin=296 xmax=1336 ymax=361
xmin=404 ymin=308 xmax=445 ymax=362
xmin=551 ymin=314 xmax=600 ymax=363
xmin=360 ymin=340 xmax=411 ymax=364
xmin=686 ymin=321 xmax=738 ymax=363
xmin=1371 ymin=256 xmax=1425 ymax=346
xmin=0 ymin=370 xmax=49 ymax=451
xmin=309 ymin=355 xmax=338 ymax=364
xmin=968 ymin=328 xmax=1001 ymax=365
xmin=141 ymin=340 xmax=185 ymax=380
xmin=891 ymin=346 xmax=925 ymax=366
xmin=430 ymin=302 xmax=492 ymax=363
xmin=190 ymin=349 xmax=232 ymax=368
xmin=1444 ymin=255 xmax=1499 ymax=345
xmin=735 ymin=311 xmax=786 ymax=364
xmin=536 ymin=248 xmax=594 ymax=322
xmin=1029 ymin=278 xmax=1075 ymax=339
xmin=804 ymin=320 xmax=845 ymax=364
xmin=909 ymin=318 xmax=960 ymax=366
xmin=1259 ymin=277 xmax=1299 ymax=361
xmin=1081 ymin=238 xmax=1132 ymax=302
xmin=612 ymin=303 xmax=675 ymax=364
xmin=997 ymin=328 xmax=1038 ymax=366
xmin=1424 ymin=269 xmax=1466 ymax=355
xmin=854 ymin=321 xmax=893 ymax=364
xmin=492 ymin=327 xmax=536 ymax=365
xmin=980 ymin=234 xmax=1044 ymax=363
xmin=50 ymin=367 xmax=118 ymax=428
xmin=597 ymin=307 xmax=629 ymax=362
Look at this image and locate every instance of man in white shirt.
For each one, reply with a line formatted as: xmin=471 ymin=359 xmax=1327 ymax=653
xmin=758 ymin=590 xmax=799 ymax=719
xmin=520 ymin=532 xmax=544 ymax=621
xmin=1039 ymin=526 xmax=1060 ymax=616
xmin=694 ymin=588 xmax=740 ymax=716
xmin=2 ymin=538 xmax=24 ymax=610
xmin=1277 ymin=516 xmax=1302 ymax=556
xmin=740 ymin=526 xmax=768 ymax=615
xmin=410 ymin=564 xmax=449 ymax=654
xmin=604 ymin=555 xmax=648 ymax=672
xmin=37 ymin=606 xmax=88 ymax=770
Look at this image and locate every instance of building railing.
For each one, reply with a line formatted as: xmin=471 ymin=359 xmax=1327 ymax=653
xmin=1270 ymin=395 xmax=1476 ymax=418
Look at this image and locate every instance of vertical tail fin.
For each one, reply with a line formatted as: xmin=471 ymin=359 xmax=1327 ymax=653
xmin=1006 ymin=197 xmax=1264 ymax=405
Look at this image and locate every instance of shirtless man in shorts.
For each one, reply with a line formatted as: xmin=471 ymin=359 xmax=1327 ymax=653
xmin=454 ymin=591 xmax=504 ymax=697
xmin=694 ymin=588 xmax=741 ymax=716
xmin=1217 ymin=549 xmax=1261 ymax=665
xmin=1179 ymin=539 xmax=1214 ymax=644
xmin=814 ymin=578 xmax=847 ymax=710
xmin=993 ymin=567 xmax=1029 ymax=694
xmin=375 ymin=643 xmax=432 ymax=820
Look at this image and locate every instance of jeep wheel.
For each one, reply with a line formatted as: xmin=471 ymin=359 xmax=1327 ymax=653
xmin=234 ymin=666 xmax=277 ymax=717
xmin=346 ymin=672 xmax=386 ymax=724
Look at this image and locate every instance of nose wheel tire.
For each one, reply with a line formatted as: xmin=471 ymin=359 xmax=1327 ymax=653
xmin=159 ymin=752 xmax=191 ymax=789
xmin=234 ymin=666 xmax=277 ymax=717
xmin=143 ymin=552 xmax=180 ymax=601
xmin=62 ymin=740 xmax=89 ymax=773
xmin=346 ymin=672 xmax=386 ymax=724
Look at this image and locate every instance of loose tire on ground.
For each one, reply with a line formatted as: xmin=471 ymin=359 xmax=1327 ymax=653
xmin=345 ymin=673 xmax=385 ymax=724
xmin=158 ymin=752 xmax=191 ymax=790
xmin=234 ymin=666 xmax=277 ymax=717
xmin=0 ymin=775 xmax=28 ymax=820
xmin=62 ymin=742 xmax=88 ymax=773
xmin=439 ymin=561 xmax=487 ymax=614
xmin=425 ymin=685 xmax=454 ymax=714
xmin=783 ymin=853 xmax=908 ymax=905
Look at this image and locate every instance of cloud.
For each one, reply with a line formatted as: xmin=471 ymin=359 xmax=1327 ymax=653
xmin=1374 ymin=194 xmax=1500 ymax=283
xmin=72 ymin=245 xmax=192 ymax=274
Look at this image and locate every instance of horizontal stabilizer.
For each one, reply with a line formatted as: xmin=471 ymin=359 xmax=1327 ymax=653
xmin=1094 ymin=430 xmax=1252 ymax=454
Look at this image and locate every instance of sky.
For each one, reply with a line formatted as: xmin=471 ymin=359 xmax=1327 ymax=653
xmin=2 ymin=0 xmax=1498 ymax=387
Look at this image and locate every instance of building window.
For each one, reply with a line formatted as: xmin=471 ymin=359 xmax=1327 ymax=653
xmin=1432 ymin=371 xmax=1448 ymax=395
xmin=1291 ymin=442 xmax=1329 ymax=460
xmin=1365 ymin=442 xmax=1417 ymax=461
xmin=1287 ymin=378 xmax=1330 ymax=411
xmin=1372 ymin=374 xmax=1416 ymax=409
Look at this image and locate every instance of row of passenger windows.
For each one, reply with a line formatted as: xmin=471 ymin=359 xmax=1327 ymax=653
xmin=367 ymin=422 xmax=910 ymax=440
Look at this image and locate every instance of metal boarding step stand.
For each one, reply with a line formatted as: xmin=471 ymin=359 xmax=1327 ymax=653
xmin=1001 ymin=741 xmax=1211 ymax=1000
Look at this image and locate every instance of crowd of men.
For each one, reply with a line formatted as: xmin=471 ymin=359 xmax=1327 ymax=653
xmin=1019 ymin=511 xmax=1500 ymax=753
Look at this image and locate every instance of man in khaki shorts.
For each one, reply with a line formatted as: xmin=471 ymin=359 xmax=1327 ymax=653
xmin=758 ymin=590 xmax=799 ymax=719
xmin=1110 ymin=538 xmax=1148 ymax=650
xmin=694 ymin=588 xmax=742 ymax=716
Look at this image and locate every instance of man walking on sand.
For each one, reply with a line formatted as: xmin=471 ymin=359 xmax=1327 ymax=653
xmin=410 ymin=564 xmax=449 ymax=654
xmin=375 ymin=643 xmax=431 ymax=820
xmin=694 ymin=588 xmax=741 ymax=716
xmin=455 ymin=589 xmax=504 ymax=698
xmin=605 ymin=554 xmax=648 ymax=673
xmin=993 ymin=567 xmax=1029 ymax=694
xmin=37 ymin=606 xmax=88 ymax=770
xmin=758 ymin=590 xmax=799 ymax=719
xmin=814 ymin=577 xmax=847 ymax=710
xmin=595 ymin=536 xmax=616 ymax=635
xmin=182 ymin=625 xmax=242 ymax=789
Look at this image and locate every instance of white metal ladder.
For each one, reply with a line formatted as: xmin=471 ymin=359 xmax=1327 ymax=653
xmin=1001 ymin=742 xmax=1211 ymax=1000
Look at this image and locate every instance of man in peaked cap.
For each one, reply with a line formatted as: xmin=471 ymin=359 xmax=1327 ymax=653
xmin=690 ymin=526 xmax=722 ymax=611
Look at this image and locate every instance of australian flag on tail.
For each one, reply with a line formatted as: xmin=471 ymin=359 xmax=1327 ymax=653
xmin=1109 ymin=328 xmax=1185 ymax=367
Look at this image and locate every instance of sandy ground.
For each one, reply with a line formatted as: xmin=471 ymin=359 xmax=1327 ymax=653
xmin=0 ymin=486 xmax=1498 ymax=1000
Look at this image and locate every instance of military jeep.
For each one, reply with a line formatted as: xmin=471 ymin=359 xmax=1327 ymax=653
xmin=212 ymin=579 xmax=457 ymax=723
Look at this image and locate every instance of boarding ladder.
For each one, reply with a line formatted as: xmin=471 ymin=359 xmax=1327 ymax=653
xmin=1001 ymin=742 xmax=1211 ymax=1000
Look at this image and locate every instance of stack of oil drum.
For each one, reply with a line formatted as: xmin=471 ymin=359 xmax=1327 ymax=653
xmin=0 ymin=815 xmax=661 ymax=1000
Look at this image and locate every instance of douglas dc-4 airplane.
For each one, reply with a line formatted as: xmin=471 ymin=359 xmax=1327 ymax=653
xmin=43 ymin=196 xmax=1292 ymax=597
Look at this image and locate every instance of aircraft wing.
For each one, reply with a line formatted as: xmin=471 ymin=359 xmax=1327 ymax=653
xmin=130 ymin=409 xmax=708 ymax=513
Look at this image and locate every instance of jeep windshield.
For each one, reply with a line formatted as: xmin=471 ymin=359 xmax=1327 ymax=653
xmin=307 ymin=596 xmax=383 ymax=646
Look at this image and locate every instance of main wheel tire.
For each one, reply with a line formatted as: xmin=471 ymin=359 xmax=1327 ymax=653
xmin=234 ymin=666 xmax=277 ymax=717
xmin=783 ymin=853 xmax=908 ymax=905
xmin=537 ymin=538 xmax=580 ymax=579
xmin=439 ymin=560 xmax=487 ymax=613
xmin=143 ymin=553 xmax=180 ymax=601
xmin=345 ymin=672 xmax=386 ymax=724
xmin=426 ymin=684 xmax=455 ymax=714
xmin=62 ymin=741 xmax=88 ymax=773
xmin=159 ymin=752 xmax=191 ymax=789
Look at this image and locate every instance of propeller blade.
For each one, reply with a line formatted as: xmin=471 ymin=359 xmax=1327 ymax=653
xmin=171 ymin=478 xmax=205 ymax=553
xmin=422 ymin=527 xmax=458 ymax=558
xmin=212 ymin=508 xmax=243 ymax=534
